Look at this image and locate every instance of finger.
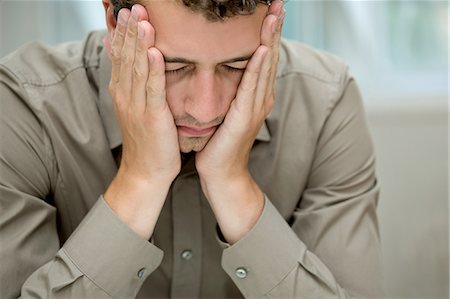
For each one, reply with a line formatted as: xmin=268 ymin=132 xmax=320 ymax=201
xmin=110 ymin=8 xmax=130 ymax=89
xmin=260 ymin=7 xmax=285 ymax=110
xmin=268 ymin=8 xmax=285 ymax=97
xmin=258 ymin=14 xmax=277 ymax=106
xmin=234 ymin=46 xmax=268 ymax=112
xmin=146 ymin=48 xmax=167 ymax=111
xmin=132 ymin=3 xmax=149 ymax=22
xmin=260 ymin=14 xmax=277 ymax=47
xmin=130 ymin=21 xmax=155 ymax=112
xmin=103 ymin=35 xmax=111 ymax=60
xmin=268 ymin=0 xmax=283 ymax=17
xmin=117 ymin=5 xmax=141 ymax=104
xmin=254 ymin=45 xmax=273 ymax=112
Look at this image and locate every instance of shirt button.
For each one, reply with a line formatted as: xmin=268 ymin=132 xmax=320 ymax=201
xmin=235 ymin=267 xmax=248 ymax=279
xmin=181 ymin=249 xmax=193 ymax=260
xmin=137 ymin=268 xmax=146 ymax=278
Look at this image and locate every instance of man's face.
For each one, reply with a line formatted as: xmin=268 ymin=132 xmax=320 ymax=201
xmin=143 ymin=1 xmax=268 ymax=153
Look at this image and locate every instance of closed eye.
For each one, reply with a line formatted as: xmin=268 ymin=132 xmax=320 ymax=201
xmin=165 ymin=66 xmax=188 ymax=75
xmin=223 ymin=65 xmax=246 ymax=73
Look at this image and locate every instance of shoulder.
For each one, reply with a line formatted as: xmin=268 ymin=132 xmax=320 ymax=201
xmin=278 ymin=38 xmax=349 ymax=85
xmin=276 ymin=39 xmax=355 ymax=116
xmin=0 ymin=30 xmax=105 ymax=86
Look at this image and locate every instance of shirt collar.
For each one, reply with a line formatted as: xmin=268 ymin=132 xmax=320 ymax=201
xmin=97 ymin=45 xmax=273 ymax=149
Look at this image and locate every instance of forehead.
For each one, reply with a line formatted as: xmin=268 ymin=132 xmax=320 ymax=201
xmin=143 ymin=0 xmax=268 ymax=63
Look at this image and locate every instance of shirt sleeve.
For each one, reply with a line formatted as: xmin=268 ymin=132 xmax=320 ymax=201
xmin=220 ymin=78 xmax=385 ymax=298
xmin=21 ymin=196 xmax=164 ymax=299
xmin=0 ymin=74 xmax=163 ymax=299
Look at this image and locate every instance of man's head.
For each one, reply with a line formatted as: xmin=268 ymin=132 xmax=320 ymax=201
xmin=103 ymin=0 xmax=272 ymax=152
xmin=109 ymin=0 xmax=272 ymax=21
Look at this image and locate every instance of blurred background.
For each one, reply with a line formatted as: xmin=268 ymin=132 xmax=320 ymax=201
xmin=0 ymin=0 xmax=448 ymax=298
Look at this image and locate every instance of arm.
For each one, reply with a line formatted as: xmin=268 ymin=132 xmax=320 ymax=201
xmin=195 ymin=1 xmax=384 ymax=297
xmin=0 ymin=80 xmax=162 ymax=298
xmin=103 ymin=5 xmax=180 ymax=240
xmin=1 ymin=5 xmax=176 ymax=298
xmin=220 ymin=79 xmax=384 ymax=298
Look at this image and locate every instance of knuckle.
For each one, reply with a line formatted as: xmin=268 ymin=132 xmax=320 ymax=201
xmin=240 ymin=77 xmax=258 ymax=93
xmin=135 ymin=43 xmax=145 ymax=56
xmin=133 ymin=65 xmax=146 ymax=79
xmin=146 ymin=82 xmax=163 ymax=96
xmin=110 ymin=48 xmax=122 ymax=64
xmin=120 ymin=52 xmax=133 ymax=65
xmin=114 ymin=92 xmax=128 ymax=111
xmin=249 ymin=68 xmax=261 ymax=76
xmin=114 ymin=100 xmax=126 ymax=114
xmin=243 ymin=85 xmax=257 ymax=93
xmin=116 ymin=23 xmax=127 ymax=36
xmin=149 ymin=69 xmax=163 ymax=79
xmin=126 ymin=24 xmax=137 ymax=38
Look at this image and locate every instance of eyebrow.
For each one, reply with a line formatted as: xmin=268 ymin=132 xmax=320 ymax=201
xmin=164 ymin=54 xmax=253 ymax=64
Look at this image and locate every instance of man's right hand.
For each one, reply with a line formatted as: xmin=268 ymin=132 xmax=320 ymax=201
xmin=104 ymin=5 xmax=180 ymax=240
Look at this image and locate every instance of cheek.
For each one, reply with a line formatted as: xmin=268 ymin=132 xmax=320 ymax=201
xmin=229 ymin=73 xmax=243 ymax=99
xmin=221 ymin=74 xmax=243 ymax=103
xmin=165 ymin=81 xmax=184 ymax=115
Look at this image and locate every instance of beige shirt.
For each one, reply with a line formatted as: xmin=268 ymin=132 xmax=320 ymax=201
xmin=0 ymin=30 xmax=384 ymax=298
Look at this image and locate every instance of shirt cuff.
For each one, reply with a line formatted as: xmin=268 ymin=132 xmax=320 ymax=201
xmin=62 ymin=195 xmax=164 ymax=298
xmin=221 ymin=195 xmax=307 ymax=298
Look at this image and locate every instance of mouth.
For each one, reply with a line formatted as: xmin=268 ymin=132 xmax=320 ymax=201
xmin=177 ymin=125 xmax=217 ymax=137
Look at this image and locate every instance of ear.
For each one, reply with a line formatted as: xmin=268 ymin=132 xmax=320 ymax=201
xmin=102 ymin=0 xmax=117 ymax=32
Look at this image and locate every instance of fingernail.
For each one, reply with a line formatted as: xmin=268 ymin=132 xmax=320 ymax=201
xmin=277 ymin=6 xmax=283 ymax=17
xmin=138 ymin=22 xmax=144 ymax=39
xmin=131 ymin=6 xmax=139 ymax=21
xmin=272 ymin=1 xmax=282 ymax=17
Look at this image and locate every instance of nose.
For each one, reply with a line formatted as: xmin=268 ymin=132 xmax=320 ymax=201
xmin=185 ymin=70 xmax=225 ymax=124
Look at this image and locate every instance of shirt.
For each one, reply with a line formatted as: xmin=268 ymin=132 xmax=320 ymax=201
xmin=0 ymin=30 xmax=384 ymax=298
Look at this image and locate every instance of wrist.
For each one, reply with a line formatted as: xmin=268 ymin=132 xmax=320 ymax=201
xmin=198 ymin=167 xmax=248 ymax=199
xmin=104 ymin=170 xmax=173 ymax=239
xmin=200 ymin=172 xmax=264 ymax=244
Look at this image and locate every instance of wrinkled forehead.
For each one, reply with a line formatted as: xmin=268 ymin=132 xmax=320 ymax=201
xmin=143 ymin=0 xmax=268 ymax=63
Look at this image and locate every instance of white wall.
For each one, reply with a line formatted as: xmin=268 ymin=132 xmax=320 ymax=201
xmin=368 ymin=102 xmax=448 ymax=298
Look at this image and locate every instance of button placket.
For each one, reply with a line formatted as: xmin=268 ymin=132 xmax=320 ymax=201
xmin=181 ymin=249 xmax=193 ymax=260
xmin=171 ymin=175 xmax=203 ymax=298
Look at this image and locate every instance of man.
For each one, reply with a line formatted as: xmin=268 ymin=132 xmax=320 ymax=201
xmin=0 ymin=0 xmax=384 ymax=298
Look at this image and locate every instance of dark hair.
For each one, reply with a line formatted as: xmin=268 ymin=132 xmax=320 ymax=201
xmin=110 ymin=0 xmax=274 ymax=21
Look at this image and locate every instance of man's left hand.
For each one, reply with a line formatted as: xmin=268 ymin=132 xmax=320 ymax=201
xmin=196 ymin=1 xmax=285 ymax=244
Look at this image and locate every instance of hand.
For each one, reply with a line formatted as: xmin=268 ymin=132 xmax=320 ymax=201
xmin=196 ymin=1 xmax=286 ymax=243
xmin=104 ymin=5 xmax=180 ymax=239
xmin=107 ymin=5 xmax=180 ymax=182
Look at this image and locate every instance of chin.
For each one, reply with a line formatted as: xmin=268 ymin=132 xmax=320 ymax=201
xmin=179 ymin=136 xmax=210 ymax=153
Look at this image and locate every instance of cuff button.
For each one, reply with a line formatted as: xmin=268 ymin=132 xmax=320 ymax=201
xmin=137 ymin=268 xmax=146 ymax=278
xmin=235 ymin=267 xmax=248 ymax=279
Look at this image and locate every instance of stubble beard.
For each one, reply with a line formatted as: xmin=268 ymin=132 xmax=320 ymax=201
xmin=178 ymin=135 xmax=212 ymax=153
xmin=174 ymin=114 xmax=224 ymax=153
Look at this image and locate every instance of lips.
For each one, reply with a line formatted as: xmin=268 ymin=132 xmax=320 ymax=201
xmin=177 ymin=125 xmax=217 ymax=137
